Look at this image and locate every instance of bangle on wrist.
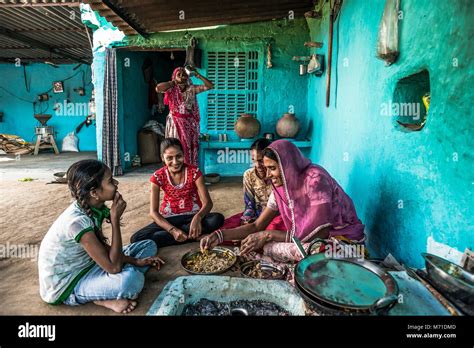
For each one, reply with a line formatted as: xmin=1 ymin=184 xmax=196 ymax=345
xmin=214 ymin=229 xmax=224 ymax=244
xmin=168 ymin=226 xmax=176 ymax=234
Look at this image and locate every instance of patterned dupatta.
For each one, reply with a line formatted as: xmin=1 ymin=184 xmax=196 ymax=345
xmin=164 ymin=67 xmax=200 ymax=165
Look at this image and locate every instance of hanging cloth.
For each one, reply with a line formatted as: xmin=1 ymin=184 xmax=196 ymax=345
xmin=102 ymin=48 xmax=123 ymax=176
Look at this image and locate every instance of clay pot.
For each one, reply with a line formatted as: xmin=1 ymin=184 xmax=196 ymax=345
xmin=276 ymin=113 xmax=300 ymax=138
xmin=234 ymin=113 xmax=260 ymax=139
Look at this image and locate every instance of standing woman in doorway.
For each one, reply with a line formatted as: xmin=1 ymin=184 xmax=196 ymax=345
xmin=155 ymin=66 xmax=214 ymax=166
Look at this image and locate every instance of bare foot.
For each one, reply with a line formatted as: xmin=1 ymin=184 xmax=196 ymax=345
xmin=93 ymin=299 xmax=138 ymax=314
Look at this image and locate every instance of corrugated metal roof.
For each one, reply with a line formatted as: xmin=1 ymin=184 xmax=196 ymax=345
xmin=84 ymin=0 xmax=315 ymax=36
xmin=0 ymin=0 xmax=92 ymax=64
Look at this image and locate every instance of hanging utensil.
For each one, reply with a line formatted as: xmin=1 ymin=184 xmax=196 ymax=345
xmin=299 ymin=64 xmax=307 ymax=75
xmin=307 ymin=54 xmax=321 ymax=74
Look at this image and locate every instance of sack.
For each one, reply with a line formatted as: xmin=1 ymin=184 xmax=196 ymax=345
xmin=138 ymin=129 xmax=162 ymax=165
xmin=377 ymin=0 xmax=400 ymax=65
xmin=62 ymin=132 xmax=79 ymax=152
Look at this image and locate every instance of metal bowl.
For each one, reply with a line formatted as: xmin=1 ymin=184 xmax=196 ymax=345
xmin=204 ymin=173 xmax=221 ymax=184
xmin=53 ymin=172 xmax=67 ymax=183
xmin=181 ymin=247 xmax=237 ymax=275
xmin=422 ymin=253 xmax=474 ymax=303
xmin=239 ymin=260 xmax=287 ymax=280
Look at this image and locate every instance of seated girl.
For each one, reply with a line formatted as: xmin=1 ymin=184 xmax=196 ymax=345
xmin=200 ymin=139 xmax=365 ymax=263
xmin=38 ymin=160 xmax=164 ymax=314
xmin=130 ymin=138 xmax=224 ymax=247
xmin=221 ymin=138 xmax=285 ymax=232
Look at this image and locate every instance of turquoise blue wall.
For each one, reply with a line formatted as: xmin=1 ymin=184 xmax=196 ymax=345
xmin=127 ymin=19 xmax=311 ymax=174
xmin=306 ymin=0 xmax=473 ymax=267
xmin=0 ymin=64 xmax=96 ymax=151
xmin=117 ymin=51 xmax=149 ymax=168
xmin=116 ymin=50 xmax=185 ymax=168
xmin=87 ymin=2 xmax=472 ymax=267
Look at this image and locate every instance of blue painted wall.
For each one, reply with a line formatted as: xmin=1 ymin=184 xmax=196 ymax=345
xmin=115 ymin=50 xmax=185 ymax=168
xmin=86 ymin=1 xmax=473 ymax=267
xmin=125 ymin=19 xmax=311 ymax=174
xmin=306 ymin=0 xmax=473 ymax=267
xmin=0 ymin=63 xmax=96 ymax=151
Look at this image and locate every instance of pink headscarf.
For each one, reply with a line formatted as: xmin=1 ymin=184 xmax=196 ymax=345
xmin=268 ymin=140 xmax=365 ymax=243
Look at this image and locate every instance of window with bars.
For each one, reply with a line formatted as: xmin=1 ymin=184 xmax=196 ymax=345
xmin=206 ymin=51 xmax=259 ymax=131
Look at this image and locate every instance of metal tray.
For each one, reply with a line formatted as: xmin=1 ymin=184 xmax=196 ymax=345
xmin=239 ymin=260 xmax=287 ymax=280
xmin=181 ymin=247 xmax=237 ymax=275
xmin=423 ymin=253 xmax=474 ymax=303
xmin=294 ymin=256 xmax=399 ymax=313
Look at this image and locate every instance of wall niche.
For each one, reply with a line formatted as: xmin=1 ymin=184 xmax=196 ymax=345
xmin=393 ymin=69 xmax=431 ymax=131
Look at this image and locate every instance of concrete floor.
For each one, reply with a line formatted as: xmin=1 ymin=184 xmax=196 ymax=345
xmin=0 ymin=151 xmax=164 ymax=182
xmin=0 ymin=151 xmax=245 ymax=315
xmin=0 ymin=152 xmax=97 ymax=181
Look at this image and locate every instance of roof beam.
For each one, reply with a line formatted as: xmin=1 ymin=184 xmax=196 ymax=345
xmin=0 ymin=2 xmax=80 ymax=8
xmin=0 ymin=26 xmax=89 ymax=64
xmin=101 ymin=0 xmax=149 ymax=37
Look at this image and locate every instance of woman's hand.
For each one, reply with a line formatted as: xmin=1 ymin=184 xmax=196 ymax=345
xmin=240 ymin=231 xmax=271 ymax=255
xmin=171 ymin=228 xmax=188 ymax=242
xmin=133 ymin=256 xmax=166 ymax=270
xmin=200 ymin=232 xmax=219 ymax=252
xmin=189 ymin=215 xmax=202 ymax=239
xmin=110 ymin=192 xmax=127 ymax=224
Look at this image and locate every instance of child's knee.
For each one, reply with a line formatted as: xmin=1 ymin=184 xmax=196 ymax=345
xmin=132 ymin=239 xmax=158 ymax=256
xmin=120 ymin=270 xmax=145 ymax=298
xmin=209 ymin=213 xmax=225 ymax=228
xmin=140 ymin=239 xmax=158 ymax=255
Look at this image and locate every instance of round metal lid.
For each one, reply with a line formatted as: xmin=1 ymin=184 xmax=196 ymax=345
xmin=295 ymin=255 xmax=398 ymax=310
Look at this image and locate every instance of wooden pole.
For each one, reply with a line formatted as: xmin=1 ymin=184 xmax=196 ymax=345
xmin=326 ymin=3 xmax=334 ymax=107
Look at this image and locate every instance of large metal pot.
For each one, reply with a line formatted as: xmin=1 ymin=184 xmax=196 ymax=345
xmin=422 ymin=253 xmax=474 ymax=304
xmin=292 ymin=237 xmax=399 ymax=315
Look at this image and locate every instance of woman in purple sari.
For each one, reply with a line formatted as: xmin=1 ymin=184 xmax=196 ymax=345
xmin=200 ymin=139 xmax=365 ymax=262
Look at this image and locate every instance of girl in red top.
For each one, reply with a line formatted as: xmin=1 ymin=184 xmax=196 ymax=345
xmin=131 ymin=138 xmax=224 ymax=248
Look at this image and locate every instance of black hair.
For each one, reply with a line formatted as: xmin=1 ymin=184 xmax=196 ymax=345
xmin=160 ymin=137 xmax=184 ymax=156
xmin=250 ymin=138 xmax=272 ymax=152
xmin=262 ymin=147 xmax=278 ymax=162
xmin=67 ymin=159 xmax=110 ymax=245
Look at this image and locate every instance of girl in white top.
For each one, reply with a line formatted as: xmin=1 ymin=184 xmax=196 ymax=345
xmin=38 ymin=160 xmax=164 ymax=314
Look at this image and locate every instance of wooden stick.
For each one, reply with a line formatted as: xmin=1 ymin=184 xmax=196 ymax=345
xmin=326 ymin=4 xmax=334 ymax=107
xmin=304 ymin=41 xmax=323 ymax=48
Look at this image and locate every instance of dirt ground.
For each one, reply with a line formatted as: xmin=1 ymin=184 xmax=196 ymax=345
xmin=0 ymin=175 xmax=243 ymax=315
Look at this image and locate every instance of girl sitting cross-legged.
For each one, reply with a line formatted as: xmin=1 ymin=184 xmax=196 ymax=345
xmin=130 ymin=137 xmax=224 ymax=248
xmin=38 ymin=160 xmax=164 ymax=314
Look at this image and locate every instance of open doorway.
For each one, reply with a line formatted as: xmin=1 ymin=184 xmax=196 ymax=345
xmin=116 ymin=48 xmax=186 ymax=170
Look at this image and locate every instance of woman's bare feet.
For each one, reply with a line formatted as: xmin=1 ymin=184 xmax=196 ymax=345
xmin=93 ymin=299 xmax=138 ymax=314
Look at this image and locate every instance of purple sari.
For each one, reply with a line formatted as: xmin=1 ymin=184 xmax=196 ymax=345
xmin=268 ymin=140 xmax=365 ymax=243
